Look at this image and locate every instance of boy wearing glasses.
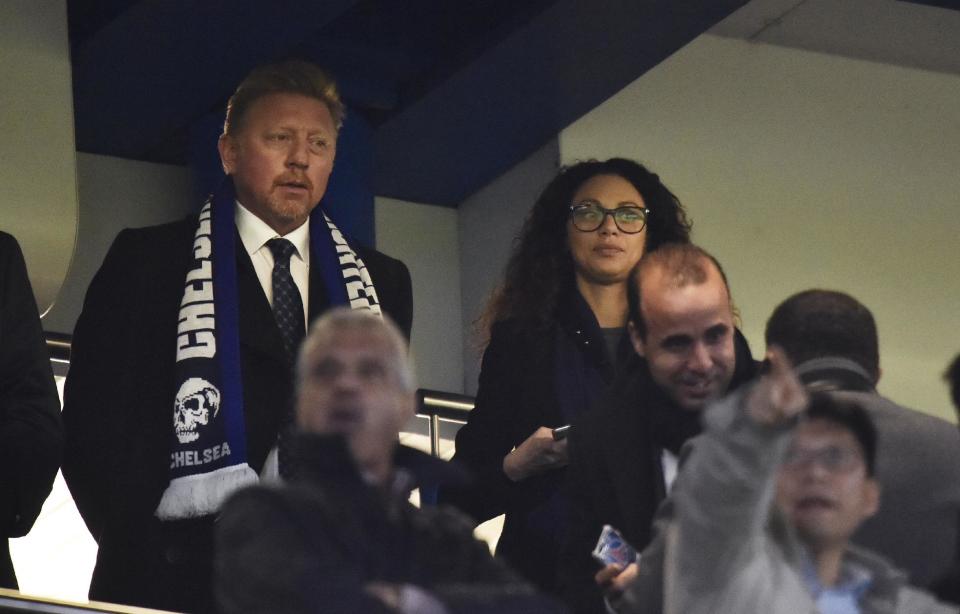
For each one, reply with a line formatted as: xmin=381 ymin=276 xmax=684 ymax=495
xmin=663 ymin=349 xmax=956 ymax=614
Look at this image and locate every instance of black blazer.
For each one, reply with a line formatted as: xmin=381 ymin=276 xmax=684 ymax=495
xmin=0 ymin=232 xmax=62 ymax=589
xmin=440 ymin=287 xmax=633 ymax=594
xmin=62 ymin=216 xmax=411 ymax=612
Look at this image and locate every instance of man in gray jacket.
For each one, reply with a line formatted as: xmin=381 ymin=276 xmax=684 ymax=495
xmin=765 ymin=289 xmax=960 ymax=589
xmin=665 ymin=348 xmax=956 ymax=614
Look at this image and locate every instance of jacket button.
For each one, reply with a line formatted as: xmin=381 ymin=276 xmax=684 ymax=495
xmin=165 ymin=546 xmax=182 ymax=564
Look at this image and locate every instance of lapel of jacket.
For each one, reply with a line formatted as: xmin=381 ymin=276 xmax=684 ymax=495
xmin=235 ymin=235 xmax=286 ymax=363
xmin=307 ymin=252 xmax=331 ymax=330
xmin=603 ymin=375 xmax=661 ymax=541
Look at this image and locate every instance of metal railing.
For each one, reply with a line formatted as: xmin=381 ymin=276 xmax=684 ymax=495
xmin=415 ymin=389 xmax=474 ymax=457
xmin=45 ymin=332 xmax=71 ymax=363
xmin=0 ymin=587 xmax=178 ymax=613
xmin=47 ymin=335 xmax=475 ymax=458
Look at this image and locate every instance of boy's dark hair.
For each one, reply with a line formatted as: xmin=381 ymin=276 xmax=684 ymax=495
xmin=805 ymin=392 xmax=878 ymax=476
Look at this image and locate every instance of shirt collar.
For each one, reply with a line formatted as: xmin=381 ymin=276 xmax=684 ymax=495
xmin=800 ymin=547 xmax=874 ymax=599
xmin=234 ymin=200 xmax=310 ymax=261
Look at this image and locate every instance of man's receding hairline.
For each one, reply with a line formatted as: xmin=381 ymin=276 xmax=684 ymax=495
xmin=637 ymin=255 xmax=728 ymax=302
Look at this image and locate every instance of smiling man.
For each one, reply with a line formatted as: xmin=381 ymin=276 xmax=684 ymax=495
xmin=559 ymin=243 xmax=757 ymax=613
xmin=63 ymin=60 xmax=412 ymax=612
xmin=628 ymin=246 xmax=737 ymax=411
xmin=665 ymin=350 xmax=957 ymax=614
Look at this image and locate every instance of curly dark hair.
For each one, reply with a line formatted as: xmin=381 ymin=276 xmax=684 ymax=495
xmin=481 ymin=158 xmax=692 ymax=334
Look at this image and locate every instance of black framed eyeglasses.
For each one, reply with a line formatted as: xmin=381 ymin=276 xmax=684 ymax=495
xmin=568 ymin=202 xmax=650 ymax=234
xmin=782 ymin=445 xmax=863 ymax=474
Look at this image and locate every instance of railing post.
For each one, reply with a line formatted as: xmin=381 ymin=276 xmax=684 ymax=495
xmin=430 ymin=414 xmax=441 ymax=457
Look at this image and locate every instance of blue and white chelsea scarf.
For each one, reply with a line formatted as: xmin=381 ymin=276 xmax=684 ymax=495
xmin=155 ymin=180 xmax=382 ymax=520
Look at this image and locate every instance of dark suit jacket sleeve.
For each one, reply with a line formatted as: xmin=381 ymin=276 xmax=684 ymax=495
xmin=441 ymin=320 xmax=565 ymax=532
xmin=0 ymin=233 xmax=63 ymax=539
xmin=388 ymin=257 xmax=412 ymax=341
xmin=360 ymin=247 xmax=413 ymax=340
xmin=62 ymin=229 xmax=146 ymax=539
xmin=439 ymin=322 xmax=532 ymax=523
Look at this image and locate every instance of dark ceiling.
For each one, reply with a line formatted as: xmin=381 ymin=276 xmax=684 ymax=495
xmin=901 ymin=0 xmax=960 ymax=9
xmin=68 ymin=0 xmax=750 ymax=207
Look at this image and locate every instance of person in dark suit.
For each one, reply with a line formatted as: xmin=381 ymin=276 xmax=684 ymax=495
xmin=0 ymin=231 xmax=62 ymax=590
xmin=216 ymin=308 xmax=564 ymax=614
xmin=439 ymin=159 xmax=692 ymax=594
xmin=62 ymin=60 xmax=412 ymax=613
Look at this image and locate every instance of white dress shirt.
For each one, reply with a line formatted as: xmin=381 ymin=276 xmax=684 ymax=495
xmin=234 ymin=201 xmax=310 ymax=331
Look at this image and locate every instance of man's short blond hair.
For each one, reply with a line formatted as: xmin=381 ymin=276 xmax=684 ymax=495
xmin=223 ymin=59 xmax=346 ymax=135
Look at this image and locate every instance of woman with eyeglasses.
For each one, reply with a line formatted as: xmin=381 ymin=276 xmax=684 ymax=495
xmin=439 ymin=158 xmax=691 ymax=595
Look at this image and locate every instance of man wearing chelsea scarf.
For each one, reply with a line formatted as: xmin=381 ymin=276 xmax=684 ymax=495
xmin=63 ymin=60 xmax=412 ymax=613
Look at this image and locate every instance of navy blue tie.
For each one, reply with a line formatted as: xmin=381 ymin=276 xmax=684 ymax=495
xmin=266 ymin=238 xmax=306 ymax=360
xmin=267 ymin=238 xmax=305 ymax=479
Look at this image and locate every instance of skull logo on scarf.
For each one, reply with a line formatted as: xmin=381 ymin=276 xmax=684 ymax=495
xmin=174 ymin=378 xmax=222 ymax=444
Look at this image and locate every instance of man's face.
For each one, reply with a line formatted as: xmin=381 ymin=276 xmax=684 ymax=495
xmin=296 ymin=329 xmax=413 ymax=477
xmin=630 ymin=263 xmax=736 ymax=410
xmin=218 ymin=92 xmax=337 ymax=235
xmin=776 ymin=419 xmax=880 ymax=553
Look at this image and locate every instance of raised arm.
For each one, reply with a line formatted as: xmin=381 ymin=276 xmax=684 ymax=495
xmin=666 ymin=348 xmax=806 ymax=610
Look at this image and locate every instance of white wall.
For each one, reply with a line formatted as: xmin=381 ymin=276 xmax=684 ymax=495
xmin=375 ymin=197 xmax=464 ymax=392
xmin=0 ymin=0 xmax=77 ymax=316
xmin=458 ymin=140 xmax=560 ymax=395
xmin=560 ymin=33 xmax=960 ymax=420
